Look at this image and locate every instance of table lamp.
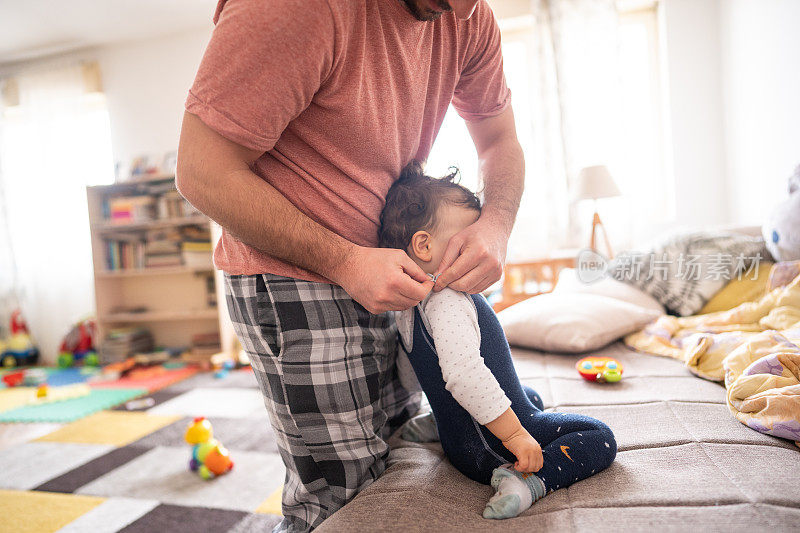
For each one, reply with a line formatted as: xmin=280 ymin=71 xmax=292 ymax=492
xmin=573 ymin=165 xmax=621 ymax=258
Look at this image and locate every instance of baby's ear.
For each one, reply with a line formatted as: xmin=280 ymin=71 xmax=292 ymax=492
xmin=410 ymin=231 xmax=433 ymax=262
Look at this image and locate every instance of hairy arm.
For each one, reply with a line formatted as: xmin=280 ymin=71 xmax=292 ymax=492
xmin=176 ymin=112 xmax=431 ymax=313
xmin=468 ymin=106 xmax=525 ymax=240
xmin=177 ymin=113 xmax=349 ymax=277
xmin=434 ymin=107 xmax=525 ymax=293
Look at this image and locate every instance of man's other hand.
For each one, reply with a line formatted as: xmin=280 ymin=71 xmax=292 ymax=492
xmin=433 ymin=215 xmax=508 ymax=294
xmin=333 ymin=247 xmax=433 ymax=314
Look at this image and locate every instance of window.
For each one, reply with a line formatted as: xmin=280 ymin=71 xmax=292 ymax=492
xmin=603 ymin=1 xmax=672 ymax=247
xmin=0 ymin=64 xmax=114 ymax=357
xmin=426 ymin=27 xmax=538 ymax=261
xmin=427 ymin=2 xmax=668 ymax=258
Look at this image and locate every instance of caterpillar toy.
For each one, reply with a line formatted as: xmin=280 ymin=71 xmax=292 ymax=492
xmin=184 ymin=417 xmax=234 ymax=480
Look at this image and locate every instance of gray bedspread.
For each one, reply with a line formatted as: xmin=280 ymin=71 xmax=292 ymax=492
xmin=317 ymin=343 xmax=800 ymax=532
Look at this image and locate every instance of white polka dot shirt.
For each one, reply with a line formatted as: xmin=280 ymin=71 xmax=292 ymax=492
xmin=396 ymin=288 xmax=511 ymax=425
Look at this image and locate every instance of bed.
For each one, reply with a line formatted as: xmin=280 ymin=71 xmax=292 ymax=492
xmin=317 ymin=342 xmax=800 ymax=532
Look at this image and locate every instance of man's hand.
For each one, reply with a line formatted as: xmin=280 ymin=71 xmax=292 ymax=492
xmin=433 ymin=107 xmax=523 ymax=294
xmin=433 ymin=214 xmax=509 ymax=294
xmin=332 ymin=246 xmax=434 ymax=314
xmin=502 ymin=428 xmax=544 ymax=473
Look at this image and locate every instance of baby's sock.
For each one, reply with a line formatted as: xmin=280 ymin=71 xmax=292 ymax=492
xmin=400 ymin=411 xmax=440 ymax=443
xmin=483 ymin=464 xmax=546 ymax=520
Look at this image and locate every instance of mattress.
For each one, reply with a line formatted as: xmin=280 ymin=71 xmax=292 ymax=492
xmin=316 ymin=343 xmax=800 ymax=532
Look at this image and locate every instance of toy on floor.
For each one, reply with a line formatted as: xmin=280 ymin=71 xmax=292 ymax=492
xmin=23 ymin=368 xmax=47 ymax=386
xmin=101 ymin=358 xmax=137 ymax=380
xmin=124 ymin=397 xmax=156 ymax=410
xmin=1 ymin=368 xmax=47 ymax=388
xmin=58 ymin=318 xmax=99 ymax=368
xmin=29 ymin=383 xmax=91 ymax=405
xmin=576 ymin=356 xmax=623 ymax=383
xmin=2 ymin=371 xmax=24 ymax=387
xmin=214 ymin=360 xmax=235 ymax=379
xmin=763 ymin=164 xmax=800 ymax=262
xmin=184 ymin=417 xmax=234 ymax=480
xmin=0 ymin=310 xmax=39 ymax=368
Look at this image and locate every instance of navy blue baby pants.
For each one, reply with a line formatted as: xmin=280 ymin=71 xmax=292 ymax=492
xmin=402 ymin=293 xmax=617 ymax=491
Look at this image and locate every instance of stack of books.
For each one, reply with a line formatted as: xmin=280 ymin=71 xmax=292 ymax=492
xmin=108 ymin=196 xmax=155 ymax=224
xmin=104 ymin=226 xmax=213 ymax=272
xmin=157 ymin=190 xmax=200 ymax=219
xmin=191 ymin=332 xmax=221 ymax=356
xmin=101 ymin=327 xmax=154 ymax=363
xmin=101 ymin=180 xmax=213 ymax=272
xmin=181 ymin=332 xmax=221 ymax=363
xmin=106 ymin=234 xmax=145 ymax=270
xmin=103 ymin=180 xmax=199 ymax=227
xmin=144 ymin=229 xmax=183 ymax=268
xmin=182 ymin=241 xmax=214 ymax=268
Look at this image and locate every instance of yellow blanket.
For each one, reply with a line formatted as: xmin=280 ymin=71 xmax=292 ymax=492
xmin=625 ymin=274 xmax=800 ymax=444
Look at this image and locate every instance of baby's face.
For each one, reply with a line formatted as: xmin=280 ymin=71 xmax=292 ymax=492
xmin=408 ymin=202 xmax=480 ymax=274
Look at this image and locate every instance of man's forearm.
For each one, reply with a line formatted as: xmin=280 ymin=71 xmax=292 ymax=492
xmin=432 ymin=109 xmax=525 ymax=293
xmin=178 ymin=165 xmax=354 ymax=281
xmin=176 ymin=113 xmax=355 ymax=281
xmin=477 ymin=138 xmax=525 ymax=236
xmin=177 ymin=112 xmax=432 ymax=313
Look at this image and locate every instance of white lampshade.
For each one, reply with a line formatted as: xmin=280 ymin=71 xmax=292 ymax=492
xmin=572 ymin=165 xmax=621 ymax=201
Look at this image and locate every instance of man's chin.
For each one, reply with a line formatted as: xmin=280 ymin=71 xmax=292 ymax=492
xmin=420 ymin=10 xmax=444 ymax=21
xmin=401 ymin=0 xmax=447 ymax=22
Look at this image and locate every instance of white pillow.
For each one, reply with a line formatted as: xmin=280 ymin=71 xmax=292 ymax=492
xmin=554 ymin=268 xmax=666 ymax=314
xmin=497 ymin=293 xmax=660 ymax=353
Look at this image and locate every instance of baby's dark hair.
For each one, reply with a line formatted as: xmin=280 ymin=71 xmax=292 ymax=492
xmin=378 ymin=160 xmax=481 ymax=250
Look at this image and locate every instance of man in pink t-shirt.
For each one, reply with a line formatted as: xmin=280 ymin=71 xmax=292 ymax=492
xmin=177 ymin=0 xmax=524 ymax=530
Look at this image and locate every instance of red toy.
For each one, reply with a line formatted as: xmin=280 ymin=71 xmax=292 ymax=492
xmin=10 ymin=310 xmax=28 ymax=335
xmin=2 ymin=371 xmax=24 ymax=387
xmin=576 ymin=356 xmax=623 ymax=383
xmin=58 ymin=318 xmax=99 ymax=368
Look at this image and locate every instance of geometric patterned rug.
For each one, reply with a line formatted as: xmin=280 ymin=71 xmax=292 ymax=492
xmin=0 ymin=368 xmax=285 ymax=533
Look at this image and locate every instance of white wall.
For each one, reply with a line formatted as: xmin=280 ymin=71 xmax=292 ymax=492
xmin=658 ymin=0 xmax=800 ymax=230
xmin=659 ymin=0 xmax=729 ymax=229
xmin=96 ymin=27 xmax=212 ymax=167
xmin=0 ymin=27 xmax=213 ymax=169
xmin=719 ymin=0 xmax=800 ymax=226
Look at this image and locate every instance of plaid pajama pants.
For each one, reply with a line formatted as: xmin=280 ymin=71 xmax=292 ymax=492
xmin=225 ymin=273 xmax=421 ymax=532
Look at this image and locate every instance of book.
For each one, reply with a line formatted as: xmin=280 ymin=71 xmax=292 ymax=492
xmin=109 ymin=196 xmax=155 ymax=224
xmin=101 ymin=327 xmax=154 ymax=363
xmin=105 ymin=237 xmax=146 ymax=270
xmin=182 ymin=251 xmax=214 ymax=269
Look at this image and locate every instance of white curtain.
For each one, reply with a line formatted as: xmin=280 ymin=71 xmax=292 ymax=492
xmin=430 ymin=0 xmax=667 ymax=260
xmin=0 ymin=149 xmax=18 ymax=326
xmin=519 ymin=0 xmax=669 ymax=256
xmin=515 ymin=0 xmax=621 ymax=256
xmin=0 ymin=64 xmax=114 ymax=362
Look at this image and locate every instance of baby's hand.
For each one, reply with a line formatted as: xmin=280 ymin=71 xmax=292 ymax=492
xmin=502 ymin=428 xmax=543 ymax=473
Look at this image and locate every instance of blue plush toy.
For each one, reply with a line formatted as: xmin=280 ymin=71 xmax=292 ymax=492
xmin=764 ymin=165 xmax=800 ymax=262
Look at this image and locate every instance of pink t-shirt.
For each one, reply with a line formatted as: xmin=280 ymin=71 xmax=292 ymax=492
xmin=186 ymin=0 xmax=510 ymax=282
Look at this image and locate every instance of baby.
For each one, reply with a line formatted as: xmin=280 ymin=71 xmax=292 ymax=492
xmin=379 ymin=161 xmax=617 ymax=519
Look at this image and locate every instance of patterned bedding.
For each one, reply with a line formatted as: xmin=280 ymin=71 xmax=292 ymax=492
xmin=624 ymin=272 xmax=800 ymax=444
xmin=317 ymin=344 xmax=800 ymax=532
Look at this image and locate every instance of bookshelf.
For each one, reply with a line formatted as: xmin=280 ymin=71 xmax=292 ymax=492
xmin=87 ymin=174 xmax=228 ymax=361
